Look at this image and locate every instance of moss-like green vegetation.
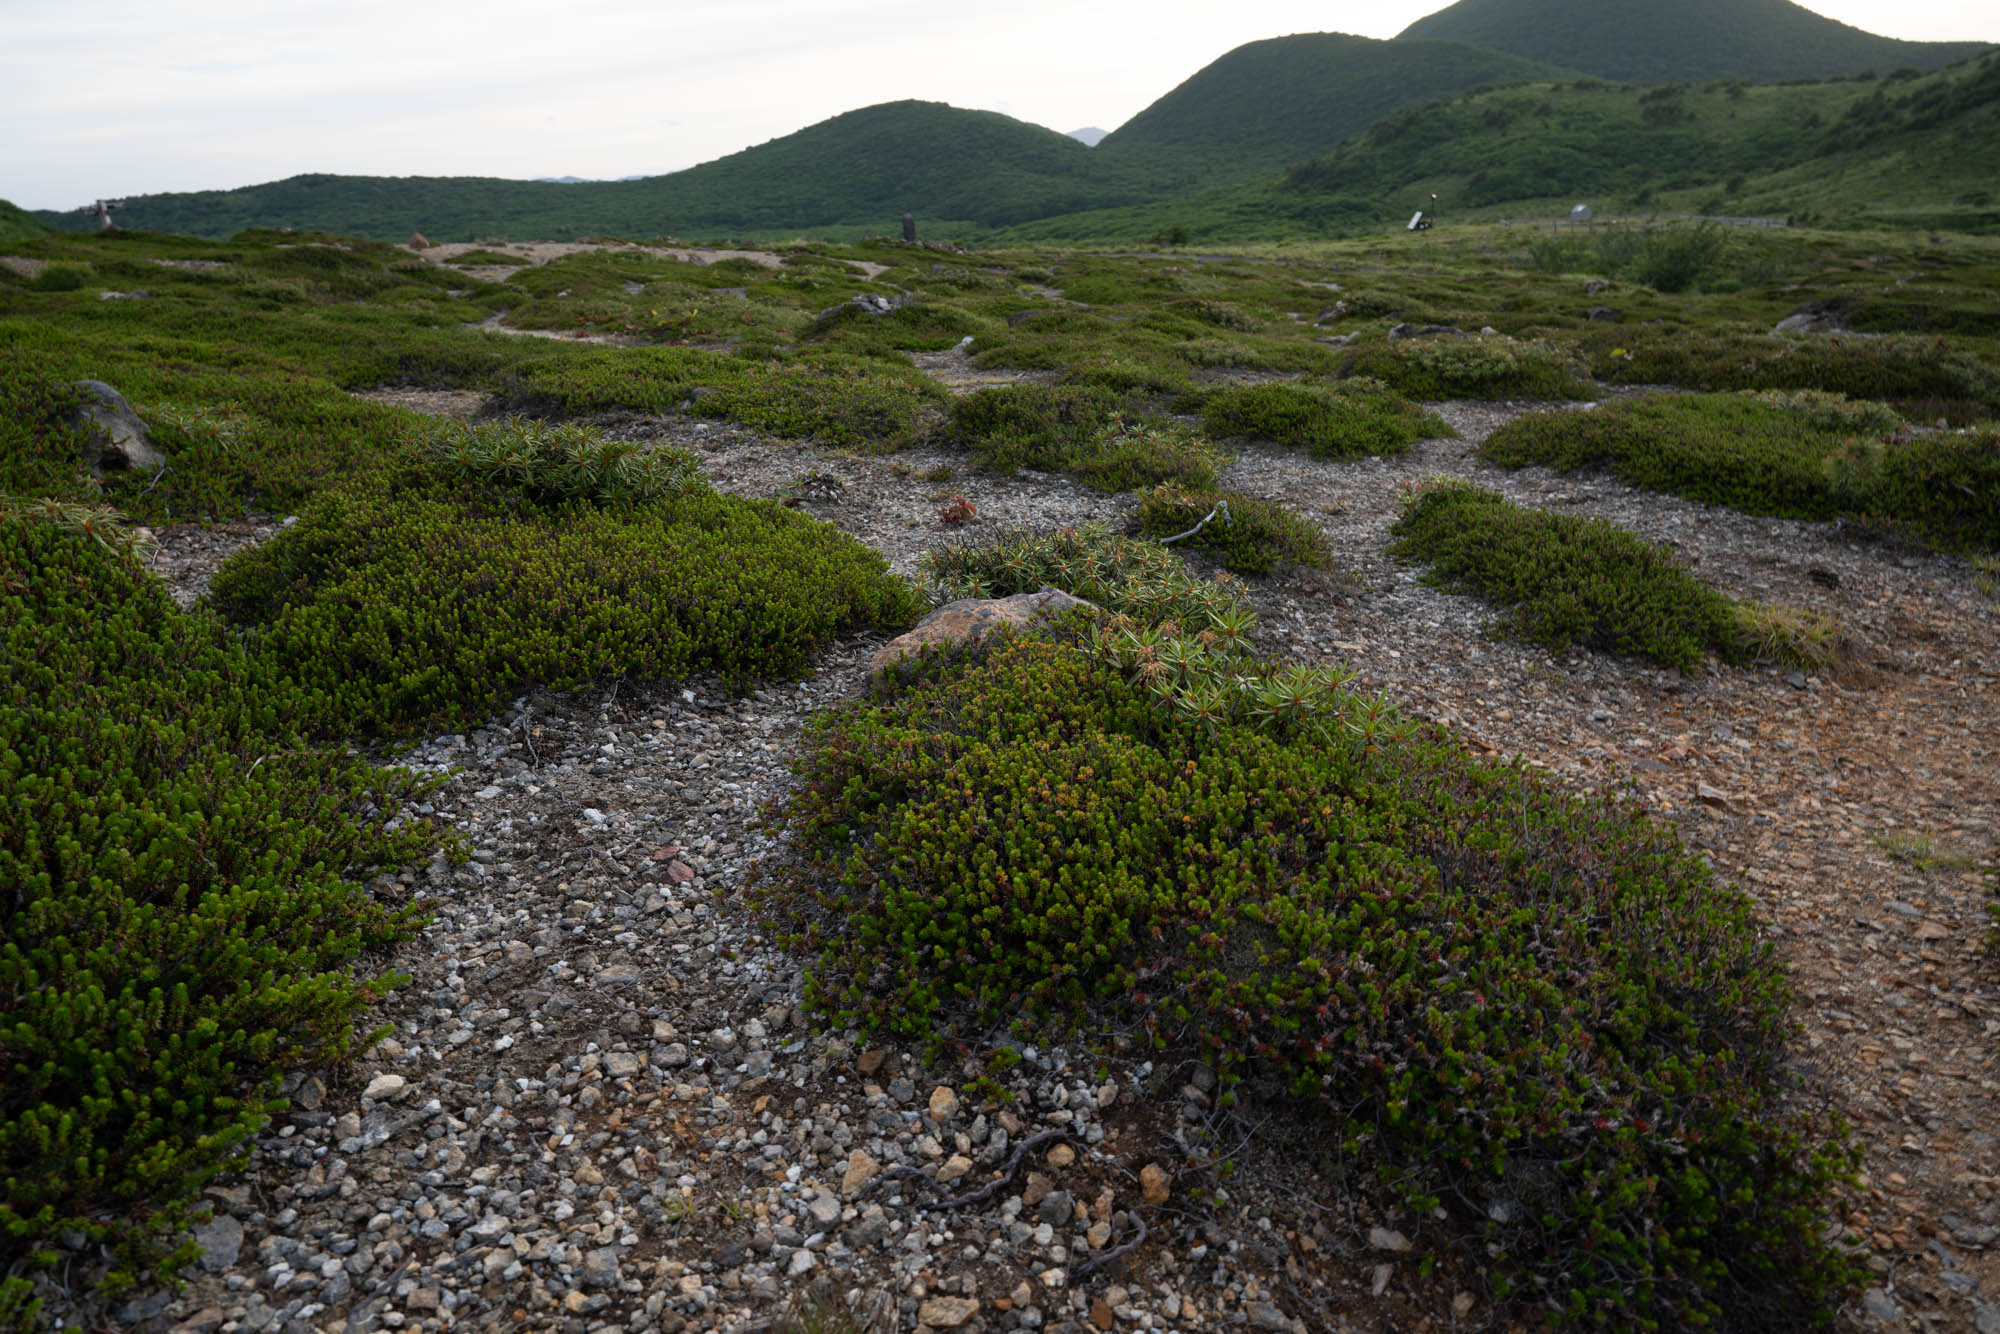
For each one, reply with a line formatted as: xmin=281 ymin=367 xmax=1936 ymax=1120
xmin=940 ymin=385 xmax=1223 ymax=490
xmin=1389 ymin=481 xmax=1839 ymax=671
xmin=211 ymin=449 xmax=921 ymax=737
xmin=761 ymin=626 xmax=1861 ymax=1328
xmin=1191 ymin=379 xmax=1451 ymax=457
xmin=925 ymin=524 xmax=1252 ymax=628
xmin=0 ymin=514 xmax=451 ymax=1313
xmin=1131 ymin=484 xmax=1333 ymax=575
xmin=1340 ymin=333 xmax=1597 ymax=400
xmin=1582 ymin=328 xmax=2000 ymax=416
xmin=1482 ymin=390 xmax=2000 ymax=552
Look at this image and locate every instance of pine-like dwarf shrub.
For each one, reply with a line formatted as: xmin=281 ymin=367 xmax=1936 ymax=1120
xmin=1340 ymin=334 xmax=1596 ymax=401
xmin=1131 ymin=485 xmax=1332 ymax=576
xmin=1191 ymin=379 xmax=1452 ymax=460
xmin=1481 ymin=391 xmax=2000 ymax=553
xmin=211 ymin=453 xmax=922 ymax=736
xmin=760 ymin=633 xmax=1862 ymax=1329
xmin=923 ymin=523 xmax=1250 ymax=629
xmin=0 ymin=517 xmax=449 ymax=1307
xmin=1388 ymin=481 xmax=1839 ymax=672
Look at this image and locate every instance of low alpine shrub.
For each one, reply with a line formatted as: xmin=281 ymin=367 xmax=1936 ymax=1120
xmin=0 ymin=517 xmax=448 ymax=1304
xmin=1481 ymin=391 xmax=2000 ymax=552
xmin=761 ymin=633 xmax=1861 ymax=1329
xmin=1192 ymin=380 xmax=1452 ymax=460
xmin=1131 ymin=484 xmax=1332 ymax=575
xmin=941 ymin=387 xmax=1222 ymax=492
xmin=1581 ymin=328 xmax=2000 ymax=414
xmin=211 ymin=460 xmax=922 ymax=736
xmin=1389 ymin=481 xmax=1801 ymax=672
xmin=923 ymin=523 xmax=1249 ymax=629
xmin=1340 ymin=334 xmax=1596 ymax=400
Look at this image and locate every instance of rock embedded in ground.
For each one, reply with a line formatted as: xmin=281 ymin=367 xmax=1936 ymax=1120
xmin=66 ymin=379 xmax=166 ymax=473
xmin=868 ymin=587 xmax=1098 ymax=677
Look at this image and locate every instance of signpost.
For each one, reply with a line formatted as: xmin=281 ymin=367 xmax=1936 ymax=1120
xmin=78 ymin=200 xmax=126 ymax=230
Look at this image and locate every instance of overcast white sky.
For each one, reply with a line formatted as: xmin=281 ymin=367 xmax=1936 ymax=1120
xmin=3 ymin=0 xmax=1995 ymax=211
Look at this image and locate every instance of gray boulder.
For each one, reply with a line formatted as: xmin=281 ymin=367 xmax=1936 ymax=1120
xmin=869 ymin=587 xmax=1097 ymax=677
xmin=67 ymin=380 xmax=166 ymax=474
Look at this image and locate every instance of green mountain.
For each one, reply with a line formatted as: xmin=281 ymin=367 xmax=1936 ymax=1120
xmin=1094 ymin=33 xmax=1577 ymax=178
xmin=0 ymin=200 xmax=52 ymax=243
xmin=1396 ymin=0 xmax=1991 ymax=84
xmin=992 ymin=50 xmax=2000 ymax=241
xmin=34 ymin=101 xmax=1158 ymax=243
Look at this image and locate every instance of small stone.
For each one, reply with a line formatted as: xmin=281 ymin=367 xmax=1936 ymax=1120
xmin=1453 ymin=1292 xmax=1475 ymax=1318
xmin=842 ymin=1150 xmax=880 ymax=1198
xmin=1372 ymin=1264 xmax=1392 ymax=1296
xmin=787 ymin=1248 xmax=817 ymax=1277
xmin=929 ymin=1085 xmax=960 ymax=1123
xmin=807 ymin=1194 xmax=842 ymax=1227
xmin=1974 ymin=1303 xmax=2000 ymax=1334
xmin=575 ymin=1161 xmax=603 ymax=1186
xmin=1086 ymin=1221 xmax=1112 ymax=1250
xmin=292 ymin=1076 xmax=325 ymax=1111
xmin=1089 ymin=1297 xmax=1115 ymax=1330
xmin=664 ymin=860 xmax=694 ymax=884
xmin=1247 ymin=1302 xmax=1290 ymax=1331
xmin=1139 ymin=1164 xmax=1170 ymax=1206
xmin=1367 ymin=1226 xmax=1411 ymax=1253
xmin=193 ymin=1213 xmax=244 ymax=1273
xmin=596 ymin=963 xmax=642 ymax=988
xmin=1038 ymin=1190 xmax=1073 ymax=1226
xmin=1914 ymin=920 xmax=1950 ymax=941
xmin=1046 ymin=1143 xmax=1075 ymax=1168
xmin=1697 ymin=782 xmax=1730 ymax=809
xmin=856 ymin=1048 xmax=887 ymax=1075
xmin=1861 ymin=1288 xmax=1901 ymax=1324
xmin=918 ymin=1296 xmax=981 ymax=1329
xmin=362 ymin=1074 xmax=408 ymax=1102
xmin=938 ymin=1154 xmax=974 ymax=1184
xmin=603 ymin=1051 xmax=642 ymax=1078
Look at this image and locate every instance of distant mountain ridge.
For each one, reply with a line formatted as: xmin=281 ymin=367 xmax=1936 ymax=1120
xmin=1396 ymin=0 xmax=1991 ymax=83
xmin=24 ymin=2 xmax=1997 ymax=244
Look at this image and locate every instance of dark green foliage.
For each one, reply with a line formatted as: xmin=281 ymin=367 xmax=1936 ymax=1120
xmin=1482 ymin=390 xmax=2000 ymax=551
xmin=492 ymin=347 xmax=945 ymax=453
xmin=424 ymin=418 xmax=707 ymax=504
xmin=1131 ymin=485 xmax=1333 ymax=575
xmin=1340 ymin=335 xmax=1595 ymax=400
xmin=1584 ymin=328 xmax=2000 ymax=412
xmin=210 ymin=463 xmax=922 ymax=736
xmin=28 ymin=265 xmax=89 ymax=293
xmin=924 ymin=523 xmax=1251 ymax=629
xmin=0 ymin=517 xmax=447 ymax=1295
xmin=803 ymin=301 xmax=985 ymax=355
xmin=0 ymin=200 xmax=52 ymax=243
xmin=1193 ymin=380 xmax=1451 ymax=458
xmin=1389 ymin=481 xmax=1758 ymax=671
xmin=1395 ymin=0 xmax=1987 ymax=87
xmin=939 ymin=385 xmax=1223 ymax=491
xmin=762 ymin=632 xmax=1862 ymax=1328
xmin=1097 ymin=32 xmax=1573 ymax=177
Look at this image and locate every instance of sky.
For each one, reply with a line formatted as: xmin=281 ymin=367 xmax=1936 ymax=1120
xmin=4 ymin=0 xmax=1997 ymax=212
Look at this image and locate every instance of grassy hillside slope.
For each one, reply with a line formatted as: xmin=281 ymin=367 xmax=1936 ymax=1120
xmin=1094 ymin=33 xmax=1578 ymax=178
xmin=1396 ymin=0 xmax=1990 ymax=84
xmin=1283 ymin=52 xmax=2000 ymax=228
xmin=0 ymin=200 xmax=52 ymax=243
